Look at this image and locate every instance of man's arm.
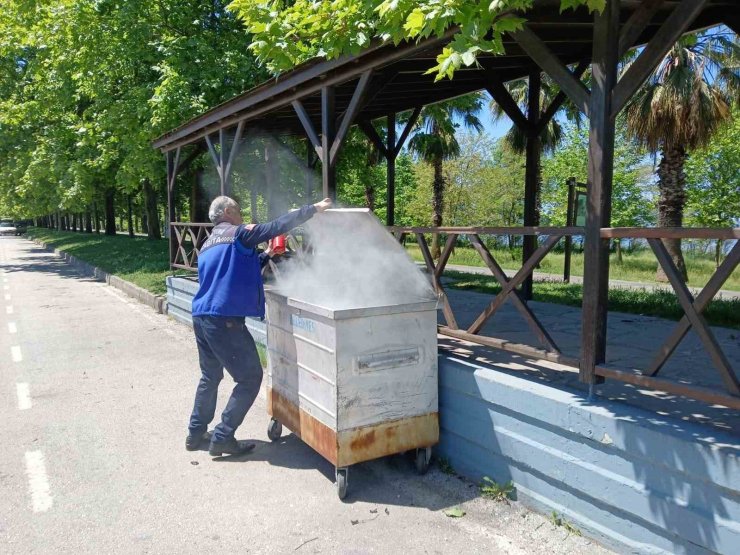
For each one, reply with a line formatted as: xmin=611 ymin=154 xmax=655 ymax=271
xmin=236 ymin=204 xmax=317 ymax=249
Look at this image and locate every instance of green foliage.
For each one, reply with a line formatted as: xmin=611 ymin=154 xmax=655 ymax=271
xmin=479 ymin=477 xmax=514 ymax=503
xmin=228 ymin=0 xmax=602 ymax=81
xmin=437 ymin=456 xmax=456 ymax=475
xmin=549 ymin=511 xmax=582 ymax=536
xmin=0 ymin=0 xmax=266 ymax=220
xmin=26 ymin=227 xmax=173 ymax=295
xmin=685 ymin=109 xmax=740 ymax=229
xmin=541 ymin=121 xmax=654 ymax=228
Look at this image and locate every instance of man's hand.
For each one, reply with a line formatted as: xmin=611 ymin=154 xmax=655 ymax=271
xmin=313 ymin=198 xmax=332 ymax=212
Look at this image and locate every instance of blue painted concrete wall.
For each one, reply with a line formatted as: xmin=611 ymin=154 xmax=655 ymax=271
xmin=438 ymin=356 xmax=740 ymax=555
xmin=165 ymin=276 xmax=266 ymax=343
xmin=166 ymin=277 xmax=740 ymax=554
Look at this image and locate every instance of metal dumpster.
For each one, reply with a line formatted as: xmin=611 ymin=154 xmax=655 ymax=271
xmin=264 ymin=209 xmax=438 ymax=499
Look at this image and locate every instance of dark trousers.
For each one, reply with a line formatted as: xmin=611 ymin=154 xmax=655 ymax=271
xmin=188 ymin=315 xmax=263 ymax=443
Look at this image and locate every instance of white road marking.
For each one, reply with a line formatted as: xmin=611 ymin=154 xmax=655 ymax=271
xmin=6 ymin=305 xmax=13 ymax=314
xmin=11 ymin=345 xmax=22 ymax=362
xmin=16 ymin=382 xmax=32 ymax=410
xmin=24 ymin=451 xmax=53 ymax=513
xmin=8 ymin=322 xmax=17 ymax=333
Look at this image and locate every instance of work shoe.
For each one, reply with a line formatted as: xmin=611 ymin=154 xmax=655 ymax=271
xmin=185 ymin=430 xmax=212 ymax=451
xmin=208 ymin=438 xmax=256 ymax=457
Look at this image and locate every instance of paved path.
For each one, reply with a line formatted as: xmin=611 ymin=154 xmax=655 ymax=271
xmin=440 ymin=263 xmax=740 ymax=300
xmin=0 ymin=237 xmax=609 ymax=554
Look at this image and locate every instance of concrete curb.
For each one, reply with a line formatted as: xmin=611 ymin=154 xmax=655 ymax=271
xmin=28 ymin=236 xmax=168 ymax=314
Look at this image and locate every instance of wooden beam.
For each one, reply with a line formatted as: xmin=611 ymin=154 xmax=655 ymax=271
xmin=223 ymin=120 xmax=245 ymax=196
xmin=482 ymin=67 xmax=530 ymax=132
xmin=595 ymin=365 xmax=740 ymax=410
xmin=204 ymin=134 xmax=221 ymax=179
xmin=394 ymin=106 xmax=422 ymax=157
xmin=358 ymin=119 xmax=388 ymax=159
xmin=416 ymin=233 xmax=458 ymax=329
xmin=386 ymin=112 xmax=396 ymax=226
xmin=601 ymin=227 xmax=740 ymax=240
xmin=618 ymin=0 xmax=665 ymax=57
xmin=469 ymin=234 xmax=559 ymax=352
xmin=386 ymin=225 xmax=584 ymax=235
xmin=522 ymin=69 xmax=541 ymax=301
xmin=646 ymin=241 xmax=740 ymax=376
xmin=468 ymin=234 xmax=562 ymax=335
xmin=511 ymin=25 xmax=591 ymax=117
xmin=611 ymin=0 xmax=709 ymax=118
xmin=535 ymin=59 xmax=589 ymax=135
xmin=330 ymin=70 xmax=372 ymax=165
xmin=219 ymin=128 xmax=226 ymax=194
xmin=321 ymin=86 xmax=336 ymax=200
xmin=292 ymin=100 xmax=322 ymax=158
xmin=648 ymin=239 xmax=740 ymax=394
xmin=580 ymin=0 xmax=619 ymax=385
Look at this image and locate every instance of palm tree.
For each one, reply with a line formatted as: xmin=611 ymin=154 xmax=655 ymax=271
xmin=489 ymin=74 xmax=580 ymax=228
xmin=625 ymin=31 xmax=737 ymax=281
xmin=407 ymin=94 xmax=484 ymax=258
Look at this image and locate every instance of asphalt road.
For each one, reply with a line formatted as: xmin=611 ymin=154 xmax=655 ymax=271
xmin=0 ymin=236 xmax=610 ymax=554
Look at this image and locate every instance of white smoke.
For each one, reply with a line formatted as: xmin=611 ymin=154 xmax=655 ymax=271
xmin=273 ymin=209 xmax=436 ymax=310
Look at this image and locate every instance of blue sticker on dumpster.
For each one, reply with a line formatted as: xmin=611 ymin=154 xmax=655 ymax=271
xmin=291 ymin=314 xmax=316 ymax=333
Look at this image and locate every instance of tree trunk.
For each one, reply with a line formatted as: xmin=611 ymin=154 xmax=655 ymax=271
xmin=85 ymin=211 xmax=92 ymax=233
xmin=93 ymin=202 xmax=100 ymax=233
xmin=364 ymin=184 xmax=376 ymax=211
xmin=104 ymin=189 xmax=116 ymax=236
xmin=715 ymin=239 xmax=723 ymax=268
xmin=142 ymin=179 xmax=161 ymax=240
xmin=656 ymin=146 xmax=688 ymax=282
xmin=430 ymin=153 xmax=444 ymax=260
xmin=127 ymin=195 xmax=134 ymax=237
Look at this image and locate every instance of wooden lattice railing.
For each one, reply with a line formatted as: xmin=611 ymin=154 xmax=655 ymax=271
xmin=594 ymin=227 xmax=740 ymax=409
xmin=169 ymin=221 xmax=739 ymax=408
xmin=389 ymin=225 xmax=740 ymax=410
xmin=170 ymin=222 xmax=213 ymax=271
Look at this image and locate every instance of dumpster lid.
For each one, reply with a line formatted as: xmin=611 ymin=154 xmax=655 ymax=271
xmin=273 ymin=208 xmax=437 ymax=310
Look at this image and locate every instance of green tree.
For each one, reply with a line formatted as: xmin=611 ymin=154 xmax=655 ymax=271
xmin=685 ymin=109 xmax=740 ymax=266
xmin=406 ymin=96 xmax=483 ymax=258
xmin=228 ymin=0 xmax=602 ymax=81
xmin=624 ymin=31 xmax=737 ymax=280
xmin=541 ymin=122 xmax=653 ymax=261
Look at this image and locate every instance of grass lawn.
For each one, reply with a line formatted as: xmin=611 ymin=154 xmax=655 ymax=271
xmin=27 ymin=227 xmax=177 ymax=295
xmin=24 ymin=228 xmax=739 ymax=328
xmin=406 ymin=243 xmax=740 ymax=291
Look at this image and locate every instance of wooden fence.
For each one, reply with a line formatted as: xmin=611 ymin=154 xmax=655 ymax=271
xmin=170 ymin=222 xmax=740 ymax=409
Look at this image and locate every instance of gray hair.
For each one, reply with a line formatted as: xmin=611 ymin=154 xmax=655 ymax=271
xmin=208 ymin=196 xmax=239 ymax=224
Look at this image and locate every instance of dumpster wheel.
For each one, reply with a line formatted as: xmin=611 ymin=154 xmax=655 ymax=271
xmin=267 ymin=418 xmax=282 ymax=442
xmin=336 ymin=467 xmax=349 ymax=500
xmin=415 ymin=447 xmax=431 ymax=475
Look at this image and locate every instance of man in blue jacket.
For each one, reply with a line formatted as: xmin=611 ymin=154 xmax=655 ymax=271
xmin=186 ymin=195 xmax=331 ymax=456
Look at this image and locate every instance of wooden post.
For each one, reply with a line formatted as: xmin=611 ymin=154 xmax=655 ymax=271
xmin=305 ymin=139 xmax=314 ymax=202
xmin=580 ymin=0 xmax=619 ymax=385
xmin=321 ymin=86 xmax=336 ymax=201
xmin=386 ymin=112 xmax=396 ymax=226
xmin=564 ymin=177 xmax=576 ymax=283
xmin=522 ymin=70 xmax=541 ymax=301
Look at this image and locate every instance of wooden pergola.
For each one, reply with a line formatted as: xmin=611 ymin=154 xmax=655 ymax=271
xmin=153 ymin=0 xmax=740 ymax=409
